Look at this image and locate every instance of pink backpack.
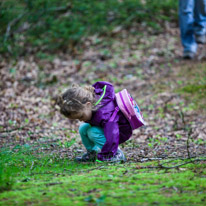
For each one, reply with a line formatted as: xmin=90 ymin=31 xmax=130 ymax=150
xmin=115 ymin=89 xmax=145 ymax=130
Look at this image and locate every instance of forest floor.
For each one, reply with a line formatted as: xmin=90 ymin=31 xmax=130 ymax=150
xmin=0 ymin=24 xmax=206 ymax=205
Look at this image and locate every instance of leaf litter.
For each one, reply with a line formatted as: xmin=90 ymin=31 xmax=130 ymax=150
xmin=0 ymin=23 xmax=206 ymax=162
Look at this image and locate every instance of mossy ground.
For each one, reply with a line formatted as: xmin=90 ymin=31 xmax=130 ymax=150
xmin=154 ymin=61 xmax=206 ymax=113
xmin=176 ymin=63 xmax=206 ymax=111
xmin=0 ymin=148 xmax=206 ymax=206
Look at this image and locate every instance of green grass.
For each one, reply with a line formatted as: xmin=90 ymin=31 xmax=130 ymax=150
xmin=153 ymin=62 xmax=206 ymax=113
xmin=177 ymin=63 xmax=206 ymax=111
xmin=1 ymin=146 xmax=206 ymax=206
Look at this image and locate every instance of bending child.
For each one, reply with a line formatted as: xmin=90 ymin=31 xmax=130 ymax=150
xmin=56 ymin=81 xmax=136 ymax=162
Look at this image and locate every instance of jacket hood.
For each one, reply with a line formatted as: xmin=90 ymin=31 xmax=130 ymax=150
xmin=93 ymin=81 xmax=115 ymax=108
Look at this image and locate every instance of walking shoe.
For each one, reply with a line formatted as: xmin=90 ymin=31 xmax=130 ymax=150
xmin=195 ymin=34 xmax=206 ymax=44
xmin=75 ymin=150 xmax=97 ymax=162
xmin=103 ymin=148 xmax=127 ymax=163
xmin=183 ymin=51 xmax=195 ymax=60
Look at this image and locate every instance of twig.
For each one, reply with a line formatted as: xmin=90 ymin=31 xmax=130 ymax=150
xmin=137 ymin=155 xmax=205 ymax=163
xmin=140 ymin=157 xmax=164 ymax=162
xmin=79 ymin=165 xmax=107 ymax=173
xmin=0 ymin=126 xmax=25 ymax=134
xmin=29 ymin=171 xmax=58 ymax=176
xmin=134 ymin=159 xmax=206 ymax=170
xmin=179 ymin=110 xmax=193 ymax=159
xmin=30 ymin=161 xmax=34 ymax=171
xmin=163 ymin=95 xmax=175 ymax=113
xmin=135 ymin=166 xmax=161 ymax=169
xmin=44 ymin=5 xmax=71 ymax=12
xmin=158 ymin=158 xmax=206 ymax=169
xmin=186 ymin=127 xmax=192 ymax=159
xmin=4 ymin=4 xmax=71 ymax=43
xmin=0 ymin=126 xmax=72 ymax=134
xmin=46 ymin=182 xmax=63 ymax=186
xmin=179 ymin=110 xmax=186 ymax=127
xmin=4 ymin=12 xmax=28 ymax=43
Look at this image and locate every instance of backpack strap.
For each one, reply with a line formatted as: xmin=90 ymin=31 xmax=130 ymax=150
xmin=94 ymin=85 xmax=107 ymax=106
xmin=94 ymin=85 xmax=119 ymax=122
xmin=109 ymin=107 xmax=119 ymax=122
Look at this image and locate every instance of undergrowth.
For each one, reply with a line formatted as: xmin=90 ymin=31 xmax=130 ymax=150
xmin=0 ymin=0 xmax=178 ymax=57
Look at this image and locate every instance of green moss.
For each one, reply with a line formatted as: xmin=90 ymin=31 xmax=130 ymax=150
xmin=180 ymin=84 xmax=206 ymax=94
xmin=176 ymin=63 xmax=206 ymax=111
xmin=0 ymin=148 xmax=206 ymax=205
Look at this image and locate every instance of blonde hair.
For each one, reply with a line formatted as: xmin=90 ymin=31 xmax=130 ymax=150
xmin=56 ymin=84 xmax=96 ymax=117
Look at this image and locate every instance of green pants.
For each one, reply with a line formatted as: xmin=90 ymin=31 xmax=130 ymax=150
xmin=79 ymin=123 xmax=106 ymax=152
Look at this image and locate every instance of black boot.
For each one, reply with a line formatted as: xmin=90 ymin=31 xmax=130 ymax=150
xmin=75 ymin=150 xmax=97 ymax=162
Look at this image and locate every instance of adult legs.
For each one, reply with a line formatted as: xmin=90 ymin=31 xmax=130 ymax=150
xmin=179 ymin=0 xmax=197 ymax=53
xmin=194 ymin=0 xmax=206 ymax=37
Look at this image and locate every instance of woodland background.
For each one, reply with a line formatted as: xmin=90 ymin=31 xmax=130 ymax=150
xmin=0 ymin=0 xmax=206 ymax=205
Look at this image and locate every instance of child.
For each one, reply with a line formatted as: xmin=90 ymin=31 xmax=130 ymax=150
xmin=56 ymin=81 xmax=133 ymax=162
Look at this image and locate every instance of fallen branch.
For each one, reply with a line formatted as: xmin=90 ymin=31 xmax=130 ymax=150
xmin=4 ymin=12 xmax=28 ymax=43
xmin=139 ymin=157 xmax=164 ymax=162
xmin=0 ymin=126 xmax=73 ymax=135
xmin=186 ymin=127 xmax=192 ymax=159
xmin=134 ymin=158 xmax=206 ymax=170
xmin=158 ymin=158 xmax=206 ymax=169
xmin=179 ymin=110 xmax=193 ymax=159
xmin=4 ymin=4 xmax=71 ymax=43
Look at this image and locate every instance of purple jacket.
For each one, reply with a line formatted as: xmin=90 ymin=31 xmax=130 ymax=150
xmin=86 ymin=81 xmax=132 ymax=161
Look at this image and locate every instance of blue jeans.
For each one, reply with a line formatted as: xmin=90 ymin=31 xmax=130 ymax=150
xmin=79 ymin=123 xmax=106 ymax=152
xmin=179 ymin=0 xmax=206 ymax=53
